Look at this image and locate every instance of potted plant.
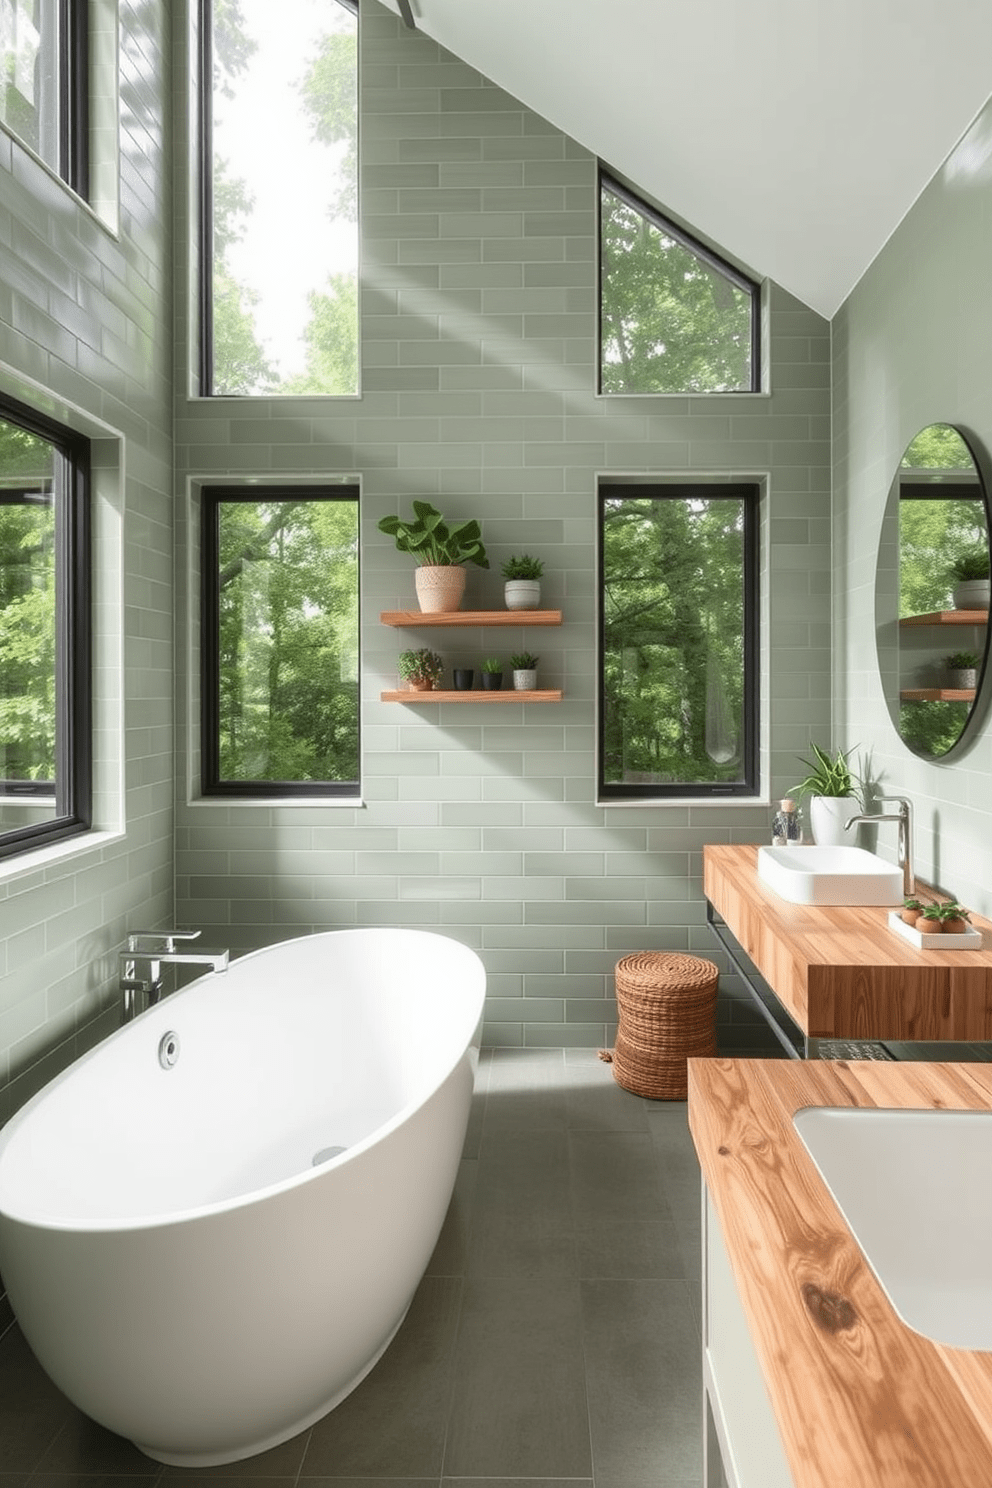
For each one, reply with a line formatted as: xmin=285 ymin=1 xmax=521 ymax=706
xmin=945 ymin=649 xmax=981 ymax=690
xmin=510 ymin=651 xmax=539 ymax=691
xmin=791 ymin=744 xmax=865 ymax=847
xmin=947 ymin=547 xmax=991 ymax=611
xmin=397 ymin=648 xmax=444 ymax=692
xmin=918 ymin=904 xmax=946 ymax=933
xmin=939 ymin=902 xmax=971 ymax=934
xmin=898 ymin=896 xmax=924 ymax=925
xmin=480 ymin=656 xmax=503 ymax=691
xmin=378 ymin=501 xmax=488 ymax=613
xmin=501 ymin=554 xmax=544 ymax=610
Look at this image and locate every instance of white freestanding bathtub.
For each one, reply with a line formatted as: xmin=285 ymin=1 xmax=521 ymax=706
xmin=0 ymin=927 xmax=485 ymax=1466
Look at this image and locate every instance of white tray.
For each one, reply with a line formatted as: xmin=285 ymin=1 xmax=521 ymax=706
xmin=887 ymin=910 xmax=984 ymax=950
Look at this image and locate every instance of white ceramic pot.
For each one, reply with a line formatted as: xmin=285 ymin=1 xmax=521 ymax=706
xmin=504 ymin=579 xmax=541 ymax=611
xmin=512 ymin=668 xmax=537 ymax=691
xmin=952 ymin=578 xmax=990 ymax=611
xmin=415 ymin=564 xmax=466 ymax=613
xmin=808 ymin=794 xmax=861 ymax=847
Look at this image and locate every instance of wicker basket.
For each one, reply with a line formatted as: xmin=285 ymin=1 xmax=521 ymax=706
xmin=610 ymin=951 xmax=719 ymax=1100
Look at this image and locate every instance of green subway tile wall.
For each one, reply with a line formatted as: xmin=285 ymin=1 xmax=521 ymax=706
xmin=173 ymin=1 xmax=831 ymax=1050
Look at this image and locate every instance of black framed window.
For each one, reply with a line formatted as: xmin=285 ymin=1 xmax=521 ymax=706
xmin=201 ymin=485 xmax=360 ymax=796
xmin=198 ymin=0 xmax=358 ymax=396
xmin=0 ymin=394 xmax=91 ymax=856
xmin=0 ymin=0 xmax=89 ymax=197
xmin=599 ymin=171 xmax=760 ymax=395
xmin=599 ymin=483 xmax=758 ymax=799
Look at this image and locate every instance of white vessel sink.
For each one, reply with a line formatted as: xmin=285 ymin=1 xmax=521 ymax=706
xmin=757 ymin=844 xmax=903 ymax=906
xmin=794 ymin=1106 xmax=992 ymax=1350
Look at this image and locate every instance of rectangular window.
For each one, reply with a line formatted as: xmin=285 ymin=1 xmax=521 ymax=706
xmin=199 ymin=0 xmax=358 ymax=396
xmin=0 ymin=0 xmax=89 ymax=196
xmin=599 ymin=172 xmax=759 ymax=395
xmin=0 ymin=394 xmax=91 ymax=856
xmin=599 ymin=483 xmax=758 ymax=799
xmin=201 ymin=486 xmax=360 ymax=796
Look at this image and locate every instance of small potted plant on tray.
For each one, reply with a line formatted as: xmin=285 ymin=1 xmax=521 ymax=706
xmin=480 ymin=656 xmax=503 ymax=691
xmin=397 ymin=648 xmax=444 ymax=691
xmin=510 ymin=651 xmax=539 ymax=691
xmin=938 ymin=902 xmax=971 ymax=934
xmin=501 ymin=554 xmax=544 ymax=610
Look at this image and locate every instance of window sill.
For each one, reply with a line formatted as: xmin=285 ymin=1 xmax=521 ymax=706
xmin=190 ymin=795 xmax=365 ymax=809
xmin=599 ymin=795 xmax=769 ymax=809
xmin=0 ymin=828 xmax=126 ymax=883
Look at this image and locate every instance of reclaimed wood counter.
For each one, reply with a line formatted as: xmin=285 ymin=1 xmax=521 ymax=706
xmin=703 ymin=843 xmax=992 ymax=1042
xmin=689 ymin=1056 xmax=992 ymax=1488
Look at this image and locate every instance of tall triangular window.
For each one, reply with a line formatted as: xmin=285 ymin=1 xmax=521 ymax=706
xmin=599 ymin=172 xmax=760 ymax=394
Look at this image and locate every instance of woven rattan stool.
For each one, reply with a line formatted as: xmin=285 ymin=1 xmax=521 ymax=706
xmin=608 ymin=951 xmax=719 ymax=1100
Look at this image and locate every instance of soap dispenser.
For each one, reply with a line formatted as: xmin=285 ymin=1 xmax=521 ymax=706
xmin=772 ymin=798 xmax=802 ymax=846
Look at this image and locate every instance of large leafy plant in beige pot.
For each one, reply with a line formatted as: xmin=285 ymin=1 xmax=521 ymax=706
xmin=791 ymin=744 xmax=865 ymax=847
xmin=378 ymin=501 xmax=489 ymax=613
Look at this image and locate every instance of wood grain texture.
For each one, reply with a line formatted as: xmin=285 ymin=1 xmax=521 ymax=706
xmin=689 ymin=1057 xmax=992 ymax=1488
xmin=703 ymin=844 xmax=992 ymax=1041
xmin=379 ymin=609 xmax=563 ymax=627
xmin=380 ymin=689 xmax=563 ymax=704
xmin=899 ymin=609 xmax=988 ymax=626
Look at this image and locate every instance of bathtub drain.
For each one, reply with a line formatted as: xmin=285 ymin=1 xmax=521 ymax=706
xmin=158 ymin=1031 xmax=180 ymax=1069
xmin=312 ymin=1145 xmax=347 ymax=1166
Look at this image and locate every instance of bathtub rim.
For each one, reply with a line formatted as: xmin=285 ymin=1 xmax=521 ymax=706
xmin=0 ymin=925 xmax=485 ymax=1236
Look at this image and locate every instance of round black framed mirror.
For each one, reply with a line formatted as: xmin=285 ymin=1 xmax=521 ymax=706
xmin=875 ymin=423 xmax=992 ymax=760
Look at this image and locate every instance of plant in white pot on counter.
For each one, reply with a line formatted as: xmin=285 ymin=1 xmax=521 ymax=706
xmin=501 ymin=554 xmax=543 ymax=610
xmin=378 ymin=501 xmax=488 ymax=613
xmin=509 ymin=651 xmax=539 ymax=691
xmin=791 ymin=744 xmax=865 ymax=847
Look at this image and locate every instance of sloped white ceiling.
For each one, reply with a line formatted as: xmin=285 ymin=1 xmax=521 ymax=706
xmin=380 ymin=0 xmax=992 ymax=318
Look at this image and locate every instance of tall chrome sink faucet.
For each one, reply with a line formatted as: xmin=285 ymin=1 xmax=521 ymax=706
xmin=844 ymin=796 xmax=915 ymax=897
xmin=119 ymin=930 xmax=229 ymax=1023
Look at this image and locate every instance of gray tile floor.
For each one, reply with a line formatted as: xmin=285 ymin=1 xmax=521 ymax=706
xmin=0 ymin=1048 xmax=707 ymax=1486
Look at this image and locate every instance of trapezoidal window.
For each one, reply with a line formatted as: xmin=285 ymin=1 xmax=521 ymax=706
xmin=201 ymin=485 xmax=360 ymax=797
xmin=0 ymin=0 xmax=89 ymax=197
xmin=599 ymin=172 xmax=760 ymax=395
xmin=599 ymin=483 xmax=758 ymax=799
xmin=198 ymin=0 xmax=358 ymax=396
xmin=0 ymin=393 xmax=91 ymax=857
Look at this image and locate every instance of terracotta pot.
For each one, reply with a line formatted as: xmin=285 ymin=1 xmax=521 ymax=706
xmin=414 ymin=564 xmax=466 ymax=613
xmin=898 ymin=906 xmax=921 ymax=924
xmin=919 ymin=916 xmax=944 ymax=934
xmin=405 ymin=677 xmax=435 ymax=691
xmin=943 ymin=917 xmax=969 ymax=935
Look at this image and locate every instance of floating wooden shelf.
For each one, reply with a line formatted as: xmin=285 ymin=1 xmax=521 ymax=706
xmin=380 ymin=609 xmax=562 ymax=627
xmin=381 ymin=689 xmax=563 ymax=704
xmin=900 ymin=608 xmax=988 ymax=626
xmin=900 ymin=687 xmax=976 ymax=701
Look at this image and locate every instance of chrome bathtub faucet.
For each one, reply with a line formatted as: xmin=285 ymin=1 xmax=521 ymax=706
xmin=844 ymin=796 xmax=915 ymax=897
xmin=119 ymin=929 xmax=229 ymax=1023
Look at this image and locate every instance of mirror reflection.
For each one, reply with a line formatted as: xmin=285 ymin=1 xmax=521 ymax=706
xmin=876 ymin=423 xmax=991 ymax=759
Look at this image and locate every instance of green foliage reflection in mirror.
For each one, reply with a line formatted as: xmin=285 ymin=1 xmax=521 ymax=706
xmin=876 ymin=423 xmax=992 ymax=760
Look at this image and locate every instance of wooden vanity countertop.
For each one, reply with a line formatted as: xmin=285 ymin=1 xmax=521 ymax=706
xmin=703 ymin=842 xmax=992 ymax=1041
xmin=689 ymin=1056 xmax=992 ymax=1488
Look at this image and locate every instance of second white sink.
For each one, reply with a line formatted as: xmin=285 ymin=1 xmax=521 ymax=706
xmin=794 ymin=1106 xmax=992 ymax=1351
xmin=757 ymin=844 xmax=903 ymax=906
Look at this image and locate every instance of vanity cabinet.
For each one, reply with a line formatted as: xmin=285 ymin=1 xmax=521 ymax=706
xmin=379 ymin=609 xmax=564 ymax=703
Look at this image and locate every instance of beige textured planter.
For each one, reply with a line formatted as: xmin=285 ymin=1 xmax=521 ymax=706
xmin=414 ymin=564 xmax=466 ymax=613
xmin=504 ymin=579 xmax=541 ymax=610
